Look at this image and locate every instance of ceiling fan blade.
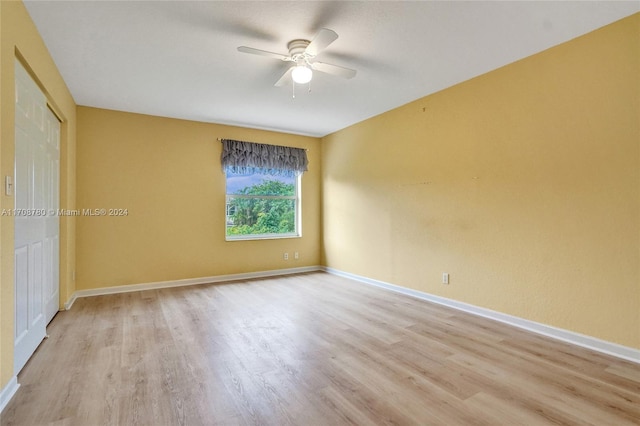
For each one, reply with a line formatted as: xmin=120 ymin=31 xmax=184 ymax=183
xmin=311 ymin=62 xmax=357 ymax=79
xmin=305 ymin=28 xmax=338 ymax=56
xmin=274 ymin=67 xmax=293 ymax=87
xmin=237 ymin=46 xmax=289 ymax=61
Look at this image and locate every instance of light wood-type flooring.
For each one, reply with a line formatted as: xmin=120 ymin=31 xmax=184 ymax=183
xmin=1 ymin=272 xmax=639 ymax=425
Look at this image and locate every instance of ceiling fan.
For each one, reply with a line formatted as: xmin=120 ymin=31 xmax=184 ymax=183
xmin=237 ymin=28 xmax=357 ymax=88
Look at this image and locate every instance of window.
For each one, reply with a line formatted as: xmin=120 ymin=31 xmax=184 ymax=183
xmin=220 ymin=139 xmax=307 ymax=241
xmin=225 ymin=169 xmax=300 ymax=240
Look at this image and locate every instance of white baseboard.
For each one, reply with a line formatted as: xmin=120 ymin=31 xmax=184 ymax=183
xmin=63 ymin=293 xmax=77 ymax=310
xmin=64 ymin=266 xmax=322 ymax=309
xmin=0 ymin=376 xmax=19 ymax=414
xmin=323 ymin=267 xmax=640 ymax=364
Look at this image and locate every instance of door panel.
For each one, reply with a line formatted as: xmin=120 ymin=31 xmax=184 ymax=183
xmin=43 ymin=109 xmax=60 ymax=323
xmin=14 ymin=247 xmax=28 ymax=341
xmin=14 ymin=60 xmax=60 ymax=374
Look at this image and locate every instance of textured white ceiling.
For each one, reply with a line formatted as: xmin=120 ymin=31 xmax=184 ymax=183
xmin=24 ymin=1 xmax=639 ymax=137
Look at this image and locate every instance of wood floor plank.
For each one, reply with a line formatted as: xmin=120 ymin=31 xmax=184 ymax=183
xmin=2 ymin=272 xmax=638 ymax=426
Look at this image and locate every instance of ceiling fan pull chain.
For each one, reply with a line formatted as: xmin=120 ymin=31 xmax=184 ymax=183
xmin=292 ymin=79 xmax=296 ymax=99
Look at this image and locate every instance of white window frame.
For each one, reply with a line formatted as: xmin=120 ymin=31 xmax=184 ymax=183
xmin=225 ymin=172 xmax=302 ymax=241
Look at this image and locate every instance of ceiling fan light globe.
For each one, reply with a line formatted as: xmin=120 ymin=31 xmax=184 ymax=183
xmin=292 ymin=65 xmax=312 ymax=84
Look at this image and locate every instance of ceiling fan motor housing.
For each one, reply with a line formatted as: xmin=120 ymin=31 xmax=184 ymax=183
xmin=287 ymin=39 xmax=312 ymax=60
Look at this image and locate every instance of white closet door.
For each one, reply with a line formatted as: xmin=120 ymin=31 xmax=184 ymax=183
xmin=14 ymin=60 xmax=60 ymax=375
xmin=43 ymin=105 xmax=60 ymax=324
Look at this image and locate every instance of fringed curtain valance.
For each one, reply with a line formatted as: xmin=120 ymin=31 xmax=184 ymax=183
xmin=220 ymin=139 xmax=308 ymax=177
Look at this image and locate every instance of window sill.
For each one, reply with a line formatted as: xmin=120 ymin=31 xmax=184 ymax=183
xmin=225 ymin=233 xmax=301 ymax=242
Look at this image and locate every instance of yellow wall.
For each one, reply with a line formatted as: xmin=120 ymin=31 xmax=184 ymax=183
xmin=76 ymin=107 xmax=321 ymax=290
xmin=322 ymin=14 xmax=640 ymax=349
xmin=0 ymin=1 xmax=76 ymax=387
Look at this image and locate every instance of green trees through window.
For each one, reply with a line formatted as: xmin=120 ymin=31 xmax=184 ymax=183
xmin=225 ymin=170 xmax=299 ymax=239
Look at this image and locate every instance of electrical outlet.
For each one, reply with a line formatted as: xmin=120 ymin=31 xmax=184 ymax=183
xmin=294 ymin=252 xmax=299 ymax=260
xmin=442 ymin=273 xmax=449 ymax=285
xmin=284 ymin=252 xmax=289 ymax=260
xmin=5 ymin=176 xmax=13 ymax=196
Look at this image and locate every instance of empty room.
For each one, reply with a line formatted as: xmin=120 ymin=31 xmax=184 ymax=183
xmin=0 ymin=1 xmax=639 ymax=425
